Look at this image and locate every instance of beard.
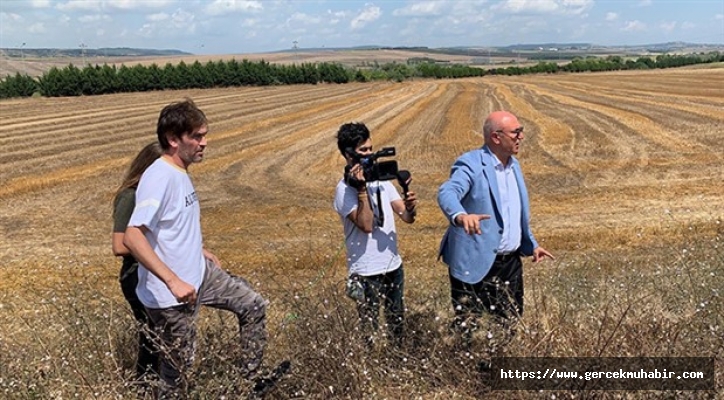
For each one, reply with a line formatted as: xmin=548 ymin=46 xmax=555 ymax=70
xmin=180 ymin=147 xmax=204 ymax=165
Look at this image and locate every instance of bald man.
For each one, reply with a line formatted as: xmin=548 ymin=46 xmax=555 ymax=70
xmin=437 ymin=110 xmax=553 ymax=344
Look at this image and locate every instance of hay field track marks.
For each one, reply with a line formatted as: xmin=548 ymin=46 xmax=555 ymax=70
xmin=514 ymin=81 xmax=706 ymax=156
xmin=0 ymin=85 xmax=376 ymax=179
xmin=562 ymin=69 xmax=724 ymax=99
xmin=302 ymin=81 xmax=454 ymax=182
xmin=513 ymin=82 xmax=647 ymax=181
xmin=552 ymin=78 xmax=724 ymax=109
xmin=0 ymin=84 xmax=386 ymax=195
xmin=0 ymin=156 xmax=126 ymax=199
xmin=0 ymin=84 xmax=365 ymax=143
xmin=198 ymin=83 xmax=408 ymax=174
xmin=404 ymin=81 xmax=487 ymax=176
xmin=204 ymin=83 xmax=438 ymax=193
xmin=268 ymin=82 xmax=445 ymax=194
xmin=535 ymin=80 xmax=724 ymax=123
xmin=374 ymin=81 xmax=460 ymax=171
xmin=488 ymin=81 xmax=577 ymax=174
xmin=0 ymin=88 xmax=272 ymax=129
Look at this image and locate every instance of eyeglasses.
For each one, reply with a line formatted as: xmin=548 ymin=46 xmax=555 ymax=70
xmin=495 ymin=127 xmax=524 ymax=140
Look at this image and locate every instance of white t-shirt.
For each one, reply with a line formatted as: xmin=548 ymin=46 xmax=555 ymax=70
xmin=129 ymin=157 xmax=206 ymax=308
xmin=334 ymin=179 xmax=402 ymax=276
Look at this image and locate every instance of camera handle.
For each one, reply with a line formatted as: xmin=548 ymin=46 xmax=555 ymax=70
xmin=396 ymin=170 xmax=411 ymax=199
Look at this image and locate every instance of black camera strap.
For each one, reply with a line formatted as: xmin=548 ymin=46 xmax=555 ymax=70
xmin=375 ymin=184 xmax=384 ymax=227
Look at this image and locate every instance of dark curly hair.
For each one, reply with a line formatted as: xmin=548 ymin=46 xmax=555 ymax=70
xmin=336 ymin=122 xmax=370 ymax=157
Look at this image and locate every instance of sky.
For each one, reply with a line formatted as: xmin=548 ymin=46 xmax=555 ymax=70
xmin=1 ymin=0 xmax=723 ymax=55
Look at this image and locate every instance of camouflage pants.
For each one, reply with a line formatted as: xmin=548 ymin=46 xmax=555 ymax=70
xmin=146 ymin=259 xmax=268 ymax=397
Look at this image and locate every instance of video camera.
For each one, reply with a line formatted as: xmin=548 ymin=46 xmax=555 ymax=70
xmin=346 ymin=146 xmax=399 ymax=183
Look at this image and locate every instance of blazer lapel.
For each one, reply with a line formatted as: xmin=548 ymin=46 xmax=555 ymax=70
xmin=511 ymin=159 xmax=530 ymax=223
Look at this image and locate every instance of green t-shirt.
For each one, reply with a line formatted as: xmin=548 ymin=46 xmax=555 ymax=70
xmin=113 ymin=188 xmax=135 ymax=233
xmin=113 ymin=187 xmax=138 ymax=280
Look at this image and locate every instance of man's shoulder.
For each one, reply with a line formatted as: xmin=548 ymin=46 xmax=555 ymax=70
xmin=454 ymin=148 xmax=485 ymax=165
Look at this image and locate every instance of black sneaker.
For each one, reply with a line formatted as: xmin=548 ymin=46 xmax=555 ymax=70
xmin=248 ymin=360 xmax=291 ymax=399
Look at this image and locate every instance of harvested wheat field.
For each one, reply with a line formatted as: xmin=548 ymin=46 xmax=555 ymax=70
xmin=0 ymin=68 xmax=722 ymax=398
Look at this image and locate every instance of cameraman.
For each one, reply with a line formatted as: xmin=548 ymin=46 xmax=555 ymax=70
xmin=333 ymin=122 xmax=417 ymax=347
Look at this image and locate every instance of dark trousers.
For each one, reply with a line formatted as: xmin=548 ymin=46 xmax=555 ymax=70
xmin=120 ymin=263 xmax=160 ymax=378
xmin=356 ymin=266 xmax=405 ymax=345
xmin=449 ymin=252 xmax=523 ymax=341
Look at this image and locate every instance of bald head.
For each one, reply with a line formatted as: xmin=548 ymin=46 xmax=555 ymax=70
xmin=483 ymin=111 xmax=518 ymax=143
xmin=482 ymin=110 xmax=525 ymax=163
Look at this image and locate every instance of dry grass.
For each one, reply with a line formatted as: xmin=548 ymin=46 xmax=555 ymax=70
xmin=0 ymin=68 xmax=722 ymax=398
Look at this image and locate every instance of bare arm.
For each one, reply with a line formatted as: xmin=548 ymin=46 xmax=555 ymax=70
xmin=348 ymin=187 xmax=374 ymax=233
xmin=123 ymin=225 xmax=197 ymax=303
xmin=345 ymin=164 xmax=374 ymax=233
xmin=112 ymin=232 xmax=130 ymax=256
xmin=392 ymin=190 xmax=418 ymax=224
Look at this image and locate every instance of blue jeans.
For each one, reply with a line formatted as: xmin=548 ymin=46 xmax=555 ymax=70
xmin=356 ymin=266 xmax=405 ymax=345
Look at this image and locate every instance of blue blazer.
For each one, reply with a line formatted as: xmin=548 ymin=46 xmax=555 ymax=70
xmin=437 ymin=146 xmax=538 ymax=284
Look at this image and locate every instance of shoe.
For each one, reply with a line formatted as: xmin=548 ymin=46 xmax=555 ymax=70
xmin=248 ymin=360 xmax=291 ymax=399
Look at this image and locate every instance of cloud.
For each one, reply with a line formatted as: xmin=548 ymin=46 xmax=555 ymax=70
xmin=78 ymin=14 xmax=111 ymax=23
xmin=56 ymin=0 xmax=172 ymax=12
xmin=659 ymin=21 xmax=676 ymax=32
xmin=0 ymin=12 xmax=23 ymax=22
xmin=204 ymin=0 xmax=263 ymax=16
xmin=350 ymin=4 xmax=381 ymax=30
xmin=146 ymin=12 xmax=169 ymax=22
xmin=716 ymin=14 xmax=724 ymax=20
xmin=287 ymin=12 xmax=322 ymax=25
xmin=169 ymin=8 xmax=195 ymax=30
xmin=139 ymin=7 xmax=196 ymax=38
xmin=327 ymin=9 xmax=348 ymax=25
xmin=638 ymin=0 xmax=652 ymax=6
xmin=494 ymin=0 xmax=558 ymax=13
xmin=605 ymin=12 xmax=618 ymax=21
xmin=622 ymin=20 xmax=646 ymax=31
xmin=106 ymin=0 xmax=173 ymax=9
xmin=57 ymin=0 xmax=102 ymax=12
xmin=30 ymin=0 xmax=52 ymax=7
xmin=28 ymin=22 xmax=46 ymax=33
xmin=493 ymin=0 xmax=592 ymax=15
xmin=393 ymin=1 xmax=446 ymax=17
xmin=681 ymin=21 xmax=695 ymax=30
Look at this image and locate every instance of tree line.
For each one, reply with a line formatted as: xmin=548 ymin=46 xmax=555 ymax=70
xmin=1 ymin=52 xmax=722 ymax=99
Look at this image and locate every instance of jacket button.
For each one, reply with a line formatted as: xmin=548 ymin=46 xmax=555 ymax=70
xmin=498 ymin=229 xmax=503 ymax=234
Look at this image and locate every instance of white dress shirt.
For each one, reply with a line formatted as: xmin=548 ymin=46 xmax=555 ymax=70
xmin=492 ymin=155 xmax=522 ymax=254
